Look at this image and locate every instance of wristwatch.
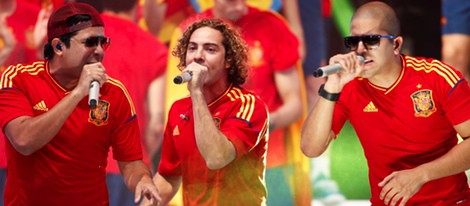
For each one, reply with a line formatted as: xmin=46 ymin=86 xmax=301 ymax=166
xmin=318 ymin=84 xmax=340 ymax=101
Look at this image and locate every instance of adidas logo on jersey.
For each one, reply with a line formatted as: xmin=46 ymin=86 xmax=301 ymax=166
xmin=33 ymin=100 xmax=49 ymax=111
xmin=363 ymin=101 xmax=378 ymax=112
xmin=173 ymin=125 xmax=180 ymax=136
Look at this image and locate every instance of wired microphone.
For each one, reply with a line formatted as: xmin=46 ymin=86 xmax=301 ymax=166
xmin=89 ymin=80 xmax=99 ymax=109
xmin=313 ymin=56 xmax=365 ymax=78
xmin=173 ymin=71 xmax=192 ymax=84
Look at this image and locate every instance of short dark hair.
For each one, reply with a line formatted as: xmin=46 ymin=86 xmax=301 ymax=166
xmin=44 ymin=14 xmax=90 ymax=60
xmin=172 ymin=19 xmax=249 ymax=85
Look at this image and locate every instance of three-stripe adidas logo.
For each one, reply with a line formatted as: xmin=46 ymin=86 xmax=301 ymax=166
xmin=173 ymin=125 xmax=180 ymax=136
xmin=33 ymin=100 xmax=48 ymax=111
xmin=363 ymin=101 xmax=378 ymax=112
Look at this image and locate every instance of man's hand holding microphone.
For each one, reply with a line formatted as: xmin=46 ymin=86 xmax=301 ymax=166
xmin=315 ymin=52 xmax=365 ymax=94
xmin=173 ymin=62 xmax=208 ymax=91
xmin=71 ymin=62 xmax=108 ymax=108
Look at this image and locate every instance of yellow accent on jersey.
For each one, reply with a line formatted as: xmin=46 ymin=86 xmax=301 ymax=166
xmin=226 ymin=86 xmax=257 ymax=121
xmin=1 ymin=61 xmax=44 ymax=89
xmin=107 ymin=78 xmax=137 ymax=116
xmin=406 ymin=57 xmax=460 ymax=87
xmin=363 ymin=101 xmax=378 ymax=112
xmin=33 ymin=100 xmax=49 ymax=111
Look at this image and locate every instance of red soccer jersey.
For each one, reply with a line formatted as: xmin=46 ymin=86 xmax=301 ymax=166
xmin=178 ymin=6 xmax=299 ymax=167
xmin=0 ymin=61 xmax=143 ymax=206
xmin=101 ymin=14 xmax=168 ymax=173
xmin=332 ymin=55 xmax=470 ymax=205
xmin=159 ymin=84 xmax=269 ymax=205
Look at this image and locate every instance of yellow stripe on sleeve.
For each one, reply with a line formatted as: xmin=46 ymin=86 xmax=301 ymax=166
xmin=107 ymin=78 xmax=137 ymax=116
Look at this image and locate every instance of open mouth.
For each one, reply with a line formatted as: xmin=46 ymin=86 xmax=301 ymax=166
xmin=364 ymin=59 xmax=373 ymax=64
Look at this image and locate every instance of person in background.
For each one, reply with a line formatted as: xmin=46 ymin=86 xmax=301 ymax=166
xmin=146 ymin=18 xmax=269 ymax=206
xmin=441 ymin=0 xmax=470 ymax=82
xmin=301 ymin=1 xmax=470 ymax=206
xmin=0 ymin=3 xmax=160 ymax=205
xmin=139 ymin=0 xmax=196 ymax=45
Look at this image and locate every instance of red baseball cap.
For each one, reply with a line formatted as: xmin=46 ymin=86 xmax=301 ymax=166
xmin=47 ymin=3 xmax=104 ymax=41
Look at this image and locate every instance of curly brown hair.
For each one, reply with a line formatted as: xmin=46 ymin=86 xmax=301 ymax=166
xmin=172 ymin=18 xmax=249 ymax=85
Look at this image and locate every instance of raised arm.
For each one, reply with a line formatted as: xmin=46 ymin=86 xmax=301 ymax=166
xmin=3 ymin=63 xmax=107 ymax=155
xmin=301 ymin=52 xmax=363 ymax=157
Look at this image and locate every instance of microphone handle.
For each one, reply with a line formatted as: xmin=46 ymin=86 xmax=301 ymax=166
xmin=89 ymin=81 xmax=100 ymax=108
xmin=313 ymin=56 xmax=365 ymax=78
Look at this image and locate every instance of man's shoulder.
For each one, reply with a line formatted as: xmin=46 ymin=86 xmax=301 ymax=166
xmin=404 ymin=55 xmax=462 ymax=86
xmin=1 ymin=61 xmax=46 ymax=88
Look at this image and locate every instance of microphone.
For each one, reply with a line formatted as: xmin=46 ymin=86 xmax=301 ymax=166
xmin=88 ymin=80 xmax=99 ymax=109
xmin=313 ymin=56 xmax=365 ymax=78
xmin=173 ymin=71 xmax=192 ymax=84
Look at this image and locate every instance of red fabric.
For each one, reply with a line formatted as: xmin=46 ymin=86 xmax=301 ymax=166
xmin=178 ymin=6 xmax=299 ymax=167
xmin=332 ymin=55 xmax=470 ymax=205
xmin=322 ymin=0 xmax=331 ymax=17
xmin=159 ymin=85 xmax=268 ymax=205
xmin=4 ymin=1 xmax=40 ymax=67
xmin=0 ymin=61 xmax=143 ymax=205
xmin=101 ymin=14 xmax=167 ymax=173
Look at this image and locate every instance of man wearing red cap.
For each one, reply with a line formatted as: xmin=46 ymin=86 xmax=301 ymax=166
xmin=0 ymin=3 xmax=161 ymax=205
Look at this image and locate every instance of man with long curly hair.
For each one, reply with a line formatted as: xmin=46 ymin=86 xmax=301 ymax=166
xmin=148 ymin=19 xmax=269 ymax=206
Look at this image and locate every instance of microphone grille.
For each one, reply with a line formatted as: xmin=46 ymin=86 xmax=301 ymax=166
xmin=173 ymin=76 xmax=183 ymax=84
xmin=357 ymin=56 xmax=365 ymax=64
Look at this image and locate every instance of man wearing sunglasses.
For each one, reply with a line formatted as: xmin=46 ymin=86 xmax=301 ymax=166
xmin=301 ymin=1 xmax=470 ymax=206
xmin=0 ymin=3 xmax=161 ymax=205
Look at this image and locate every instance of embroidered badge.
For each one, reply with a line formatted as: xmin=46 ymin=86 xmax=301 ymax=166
xmin=248 ymin=41 xmax=264 ymax=67
xmin=88 ymin=100 xmax=110 ymax=126
xmin=411 ymin=90 xmax=436 ymax=117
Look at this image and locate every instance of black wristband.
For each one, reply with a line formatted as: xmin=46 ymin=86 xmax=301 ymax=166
xmin=318 ymin=84 xmax=340 ymax=101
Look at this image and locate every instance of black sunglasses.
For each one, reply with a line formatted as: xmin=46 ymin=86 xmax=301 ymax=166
xmin=344 ymin=34 xmax=395 ymax=50
xmin=73 ymin=36 xmax=111 ymax=50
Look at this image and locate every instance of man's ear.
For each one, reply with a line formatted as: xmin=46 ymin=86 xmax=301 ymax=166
xmin=52 ymin=38 xmax=63 ymax=53
xmin=393 ymin=36 xmax=403 ymax=55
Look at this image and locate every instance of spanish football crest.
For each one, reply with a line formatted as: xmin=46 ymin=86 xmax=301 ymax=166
xmin=411 ymin=90 xmax=436 ymax=117
xmin=89 ymin=100 xmax=110 ymax=126
xmin=248 ymin=41 xmax=264 ymax=67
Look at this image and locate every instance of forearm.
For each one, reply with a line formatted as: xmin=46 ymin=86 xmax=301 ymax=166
xmin=271 ymin=67 xmax=302 ymax=129
xmin=269 ymin=96 xmax=302 ymax=130
xmin=417 ymin=139 xmax=470 ymax=183
xmin=145 ymin=77 xmax=165 ymax=155
xmin=300 ymin=97 xmax=336 ymax=157
xmin=282 ymin=0 xmax=306 ymax=61
xmin=5 ymin=89 xmax=84 ymax=155
xmin=119 ymin=160 xmax=153 ymax=193
xmin=142 ymin=0 xmax=166 ymax=36
xmin=191 ymin=90 xmax=236 ymax=169
xmin=154 ymin=173 xmax=181 ymax=205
